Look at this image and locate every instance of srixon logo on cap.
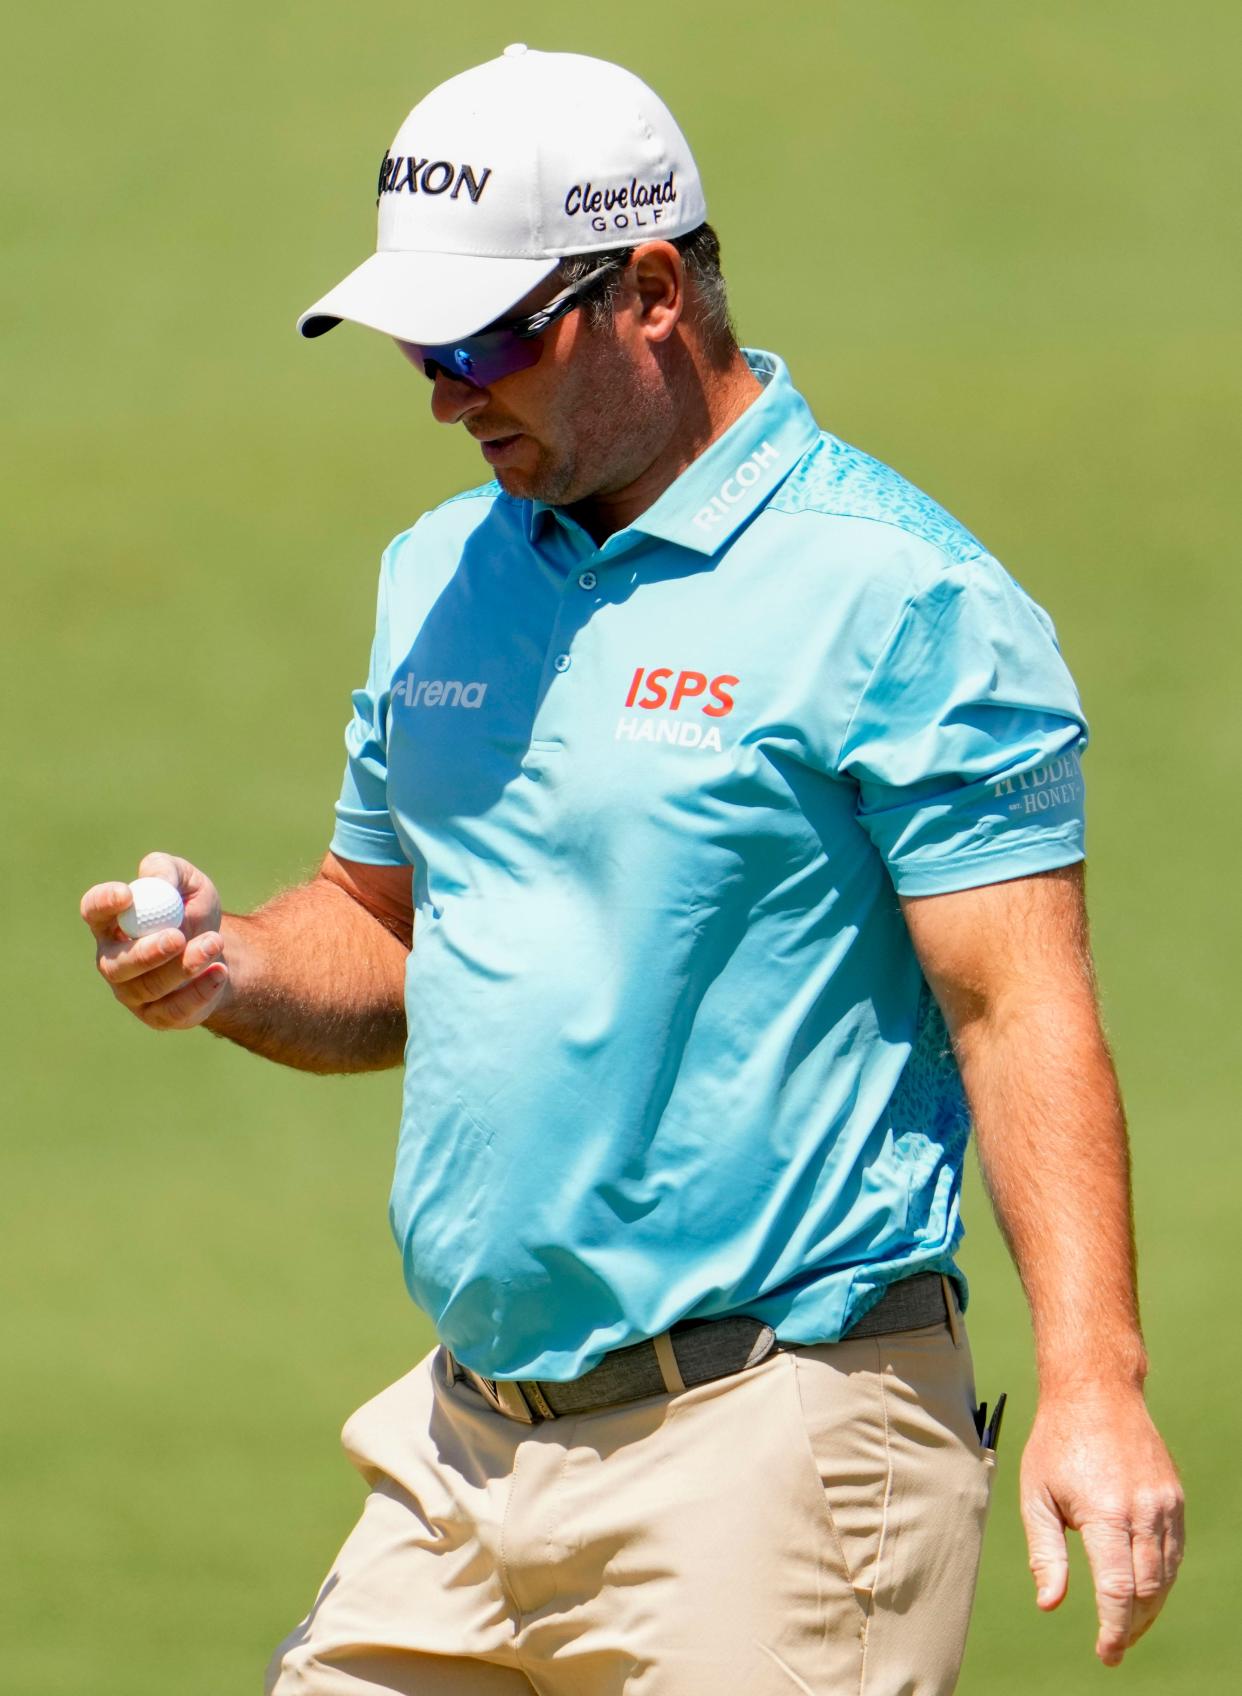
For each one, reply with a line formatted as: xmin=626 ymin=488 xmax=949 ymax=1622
xmin=376 ymin=152 xmax=493 ymax=204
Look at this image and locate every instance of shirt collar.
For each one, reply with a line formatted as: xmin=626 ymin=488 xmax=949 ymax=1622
xmin=527 ymin=349 xmax=820 ymax=557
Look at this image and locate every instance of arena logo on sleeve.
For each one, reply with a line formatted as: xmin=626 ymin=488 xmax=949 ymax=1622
xmin=391 ymin=673 xmax=488 ymax=709
xmin=991 ymin=750 xmax=1082 ymax=816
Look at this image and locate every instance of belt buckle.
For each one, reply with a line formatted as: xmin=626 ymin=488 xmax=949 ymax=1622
xmin=451 ymin=1357 xmax=549 ymax=1424
xmin=490 ymin=1379 xmax=539 ymax=1424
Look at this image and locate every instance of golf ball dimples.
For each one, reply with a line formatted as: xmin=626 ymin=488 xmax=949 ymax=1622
xmin=119 ymin=877 xmax=185 ymax=940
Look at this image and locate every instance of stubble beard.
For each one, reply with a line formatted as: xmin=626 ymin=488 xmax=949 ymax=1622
xmin=494 ymin=337 xmax=672 ymax=510
xmin=495 ymin=442 xmax=581 ymax=508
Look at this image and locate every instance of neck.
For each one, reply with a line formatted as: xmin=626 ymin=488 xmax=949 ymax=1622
xmin=566 ymin=344 xmax=763 ymax=545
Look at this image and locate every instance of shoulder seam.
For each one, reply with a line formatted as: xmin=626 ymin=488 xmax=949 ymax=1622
xmin=763 ymin=501 xmax=988 ymax=567
xmin=434 ymin=479 xmax=505 ymax=511
xmin=385 ymin=482 xmax=506 ymax=552
xmin=834 ymin=590 xmax=919 ymax=771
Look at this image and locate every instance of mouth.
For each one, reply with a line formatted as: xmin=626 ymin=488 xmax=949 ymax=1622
xmin=475 ymin=432 xmax=526 ymax=467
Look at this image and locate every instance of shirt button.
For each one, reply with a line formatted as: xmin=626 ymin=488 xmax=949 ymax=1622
xmin=553 ymin=653 xmax=572 ymax=673
xmin=578 ymin=570 xmax=598 ymax=591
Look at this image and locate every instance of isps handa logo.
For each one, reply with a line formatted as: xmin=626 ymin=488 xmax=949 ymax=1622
xmin=614 ymin=666 xmax=739 ymax=753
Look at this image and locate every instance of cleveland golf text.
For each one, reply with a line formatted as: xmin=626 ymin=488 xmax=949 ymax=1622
xmin=564 ymin=172 xmax=678 ymax=232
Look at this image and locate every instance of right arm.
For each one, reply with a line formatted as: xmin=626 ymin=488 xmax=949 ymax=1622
xmin=81 ymin=849 xmax=412 ymax=1074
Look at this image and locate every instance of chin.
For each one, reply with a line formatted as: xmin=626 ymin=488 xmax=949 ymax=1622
xmin=496 ymin=463 xmax=576 ymax=506
xmin=492 ymin=466 xmax=535 ymax=499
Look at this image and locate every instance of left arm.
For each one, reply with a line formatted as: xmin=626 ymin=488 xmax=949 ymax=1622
xmin=902 ymin=864 xmax=1184 ymax=1667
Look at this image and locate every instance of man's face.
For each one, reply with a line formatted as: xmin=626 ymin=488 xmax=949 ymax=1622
xmin=394 ymin=259 xmax=677 ymax=509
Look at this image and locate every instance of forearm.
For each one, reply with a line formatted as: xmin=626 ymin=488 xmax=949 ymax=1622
xmin=206 ymin=877 xmax=408 ymax=1073
xmin=956 ymin=985 xmax=1146 ymax=1394
xmin=904 ymin=873 xmax=1180 ymax=1657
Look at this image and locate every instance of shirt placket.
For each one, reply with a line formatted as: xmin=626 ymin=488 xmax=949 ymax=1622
xmin=522 ymin=521 xmax=612 ymax=780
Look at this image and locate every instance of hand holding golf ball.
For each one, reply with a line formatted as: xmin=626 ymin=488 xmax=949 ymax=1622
xmin=117 ymin=876 xmax=186 ymax=939
xmin=80 ymin=852 xmax=229 ymax=1029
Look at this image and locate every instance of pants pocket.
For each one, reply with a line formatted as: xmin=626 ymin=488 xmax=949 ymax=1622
xmin=785 ymin=1346 xmax=891 ymax=1604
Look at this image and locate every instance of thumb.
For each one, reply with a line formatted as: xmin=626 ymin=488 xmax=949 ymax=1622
xmin=137 ymin=849 xmax=189 ymax=891
xmin=136 ymin=851 xmax=220 ymax=938
xmin=1022 ymin=1488 xmax=1070 ymax=1611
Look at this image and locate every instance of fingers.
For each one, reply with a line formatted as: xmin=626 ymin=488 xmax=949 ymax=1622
xmin=1097 ymin=1481 xmax=1185 ymax=1663
xmin=1161 ymin=1498 xmax=1186 ymax=1591
xmin=1126 ymin=1595 xmax=1163 ymax=1649
xmin=135 ymin=962 xmax=229 ymax=1030
xmin=92 ymin=904 xmax=227 ymax=1029
xmin=136 ymin=849 xmax=185 ymax=887
xmin=1025 ymin=1494 xmax=1181 ymax=1666
xmin=1104 ymin=1486 xmax=1184 ymax=1660
xmin=136 ymin=850 xmax=219 ymax=937
xmin=1131 ymin=1527 xmax=1165 ymax=1601
xmin=83 ymin=853 xmax=227 ymax=1032
xmin=98 ymin=928 xmax=224 ymax=1002
xmin=1022 ymin=1392 xmax=1183 ymax=1668
xmin=82 ymin=854 xmax=224 ymax=1028
xmin=1021 ymin=1488 xmax=1069 ymax=1611
xmin=80 ymin=881 xmax=137 ymax=942
xmin=1081 ymin=1520 xmax=1136 ymax=1667
xmin=96 ymin=926 xmax=186 ymax=985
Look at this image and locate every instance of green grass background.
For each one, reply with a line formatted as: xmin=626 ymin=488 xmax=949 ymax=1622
xmin=5 ymin=2 xmax=1238 ymax=1690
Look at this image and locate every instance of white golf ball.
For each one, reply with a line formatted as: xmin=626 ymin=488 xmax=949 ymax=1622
xmin=118 ymin=876 xmax=185 ymax=940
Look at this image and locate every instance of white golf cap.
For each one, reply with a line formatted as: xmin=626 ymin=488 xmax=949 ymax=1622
xmin=297 ymin=44 xmax=707 ymax=345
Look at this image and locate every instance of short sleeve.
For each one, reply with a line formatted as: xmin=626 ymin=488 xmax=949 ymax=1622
xmin=838 ymin=555 xmax=1088 ymax=895
xmin=329 ymin=548 xmax=409 ymax=867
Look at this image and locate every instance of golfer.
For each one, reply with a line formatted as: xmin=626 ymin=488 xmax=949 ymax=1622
xmin=82 ymin=46 xmax=1183 ymax=1695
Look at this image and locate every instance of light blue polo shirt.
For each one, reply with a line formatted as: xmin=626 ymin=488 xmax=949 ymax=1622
xmin=332 ymin=349 xmax=1087 ymax=1381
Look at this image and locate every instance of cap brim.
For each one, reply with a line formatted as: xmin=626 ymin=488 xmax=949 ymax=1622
xmin=297 ymin=249 xmax=560 ymax=343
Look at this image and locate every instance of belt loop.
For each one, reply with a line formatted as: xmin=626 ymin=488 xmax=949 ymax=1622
xmin=941 ymin=1275 xmax=963 ymax=1347
xmin=493 ymin=1379 xmax=537 ymax=1424
xmin=522 ymin=1380 xmax=557 ymax=1420
xmin=652 ymin=1331 xmax=687 ymax=1395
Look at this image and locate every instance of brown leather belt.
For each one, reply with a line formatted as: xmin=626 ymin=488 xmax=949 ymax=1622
xmin=447 ymin=1271 xmax=955 ymax=1425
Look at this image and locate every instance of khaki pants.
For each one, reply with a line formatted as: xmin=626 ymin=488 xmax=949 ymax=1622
xmin=268 ymin=1317 xmax=995 ymax=1695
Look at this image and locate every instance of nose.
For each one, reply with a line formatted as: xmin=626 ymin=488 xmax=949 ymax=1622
xmin=429 ymin=366 xmax=489 ymax=425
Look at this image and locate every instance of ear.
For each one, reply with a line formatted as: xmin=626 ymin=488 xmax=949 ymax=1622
xmin=628 ymin=242 xmax=684 ymax=345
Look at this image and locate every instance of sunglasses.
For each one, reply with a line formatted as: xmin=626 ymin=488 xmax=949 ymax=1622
xmin=406 ymin=261 xmax=626 ymax=389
